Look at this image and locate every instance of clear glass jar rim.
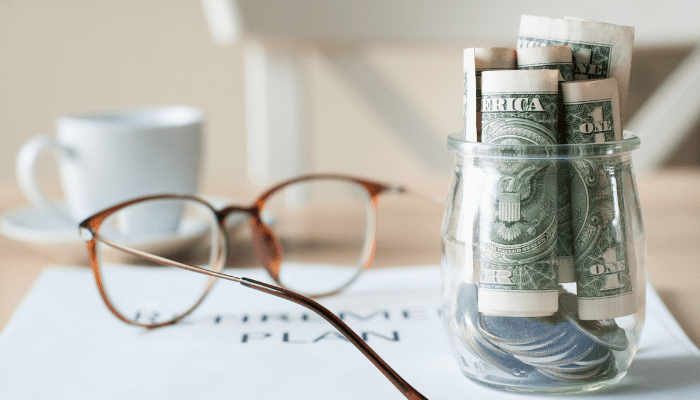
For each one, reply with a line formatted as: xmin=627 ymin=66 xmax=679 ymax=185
xmin=447 ymin=131 xmax=640 ymax=159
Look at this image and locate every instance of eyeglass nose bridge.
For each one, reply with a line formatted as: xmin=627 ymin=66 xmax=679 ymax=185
xmin=218 ymin=204 xmax=283 ymax=284
xmin=247 ymin=209 xmax=284 ymax=283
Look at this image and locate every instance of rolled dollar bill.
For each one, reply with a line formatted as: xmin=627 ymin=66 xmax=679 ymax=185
xmin=517 ymin=45 xmax=573 ymax=142
xmin=516 ymin=45 xmax=574 ymax=84
xmin=477 ymin=69 xmax=559 ymax=317
xmin=517 ymin=46 xmax=576 ymax=283
xmin=562 ymin=78 xmax=636 ymax=320
xmin=562 ymin=78 xmax=622 ymax=143
xmin=568 ymin=159 xmax=636 ymax=320
xmin=517 ymin=15 xmax=634 ymax=114
xmin=481 ymin=70 xmax=560 ymax=145
xmin=463 ymin=48 xmax=516 ymax=142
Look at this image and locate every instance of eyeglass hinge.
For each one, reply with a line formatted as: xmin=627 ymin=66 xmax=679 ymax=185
xmin=79 ymin=227 xmax=94 ymax=241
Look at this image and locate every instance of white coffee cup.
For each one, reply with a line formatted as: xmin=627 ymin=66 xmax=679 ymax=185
xmin=16 ymin=105 xmax=203 ymax=235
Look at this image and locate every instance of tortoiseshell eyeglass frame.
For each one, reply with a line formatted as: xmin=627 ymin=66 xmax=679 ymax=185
xmin=78 ymin=173 xmax=432 ymax=400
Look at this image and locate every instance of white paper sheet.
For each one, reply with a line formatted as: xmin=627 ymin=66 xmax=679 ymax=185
xmin=0 ymin=266 xmax=698 ymax=400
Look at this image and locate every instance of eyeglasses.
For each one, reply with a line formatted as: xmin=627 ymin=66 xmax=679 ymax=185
xmin=79 ymin=173 xmax=436 ymax=400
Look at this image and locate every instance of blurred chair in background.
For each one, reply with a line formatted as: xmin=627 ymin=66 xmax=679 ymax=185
xmin=202 ymin=0 xmax=700 ymax=183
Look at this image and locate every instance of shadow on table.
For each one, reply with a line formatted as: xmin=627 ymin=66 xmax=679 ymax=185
xmin=655 ymin=288 xmax=700 ymax=347
xmin=590 ymin=355 xmax=700 ymax=396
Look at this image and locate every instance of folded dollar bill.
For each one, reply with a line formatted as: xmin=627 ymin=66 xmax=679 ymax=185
xmin=463 ymin=48 xmax=516 ymax=142
xmin=517 ymin=15 xmax=634 ymax=115
xmin=562 ymin=78 xmax=636 ymax=320
xmin=517 ymin=45 xmax=576 ymax=283
xmin=477 ymin=70 xmax=559 ymax=317
xmin=562 ymin=78 xmax=622 ymax=144
xmin=460 ymin=14 xmax=637 ymax=321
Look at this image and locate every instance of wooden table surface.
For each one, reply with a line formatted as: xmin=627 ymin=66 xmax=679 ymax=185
xmin=1 ymin=169 xmax=699 ymax=348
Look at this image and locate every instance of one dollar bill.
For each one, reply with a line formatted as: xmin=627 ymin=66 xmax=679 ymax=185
xmin=517 ymin=15 xmax=634 ymax=115
xmin=463 ymin=48 xmax=516 ymax=142
xmin=517 ymin=45 xmax=576 ymax=284
xmin=477 ymin=69 xmax=559 ymax=317
xmin=562 ymin=78 xmax=622 ymax=143
xmin=563 ymin=78 xmax=636 ymax=320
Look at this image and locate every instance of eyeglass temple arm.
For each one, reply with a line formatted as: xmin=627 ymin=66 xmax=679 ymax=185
xmin=239 ymin=277 xmax=429 ymax=400
xmin=90 ymin=234 xmax=428 ymax=400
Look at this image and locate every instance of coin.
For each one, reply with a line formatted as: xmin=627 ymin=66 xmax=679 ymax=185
xmin=559 ymin=291 xmax=629 ymax=351
xmin=463 ymin=315 xmax=534 ymax=377
xmin=537 ymin=363 xmax=603 ymax=381
xmin=539 ymin=349 xmax=616 ymax=382
xmin=596 ymin=355 xmax=618 ymax=378
xmin=492 ymin=328 xmax=569 ymax=353
xmin=457 ymin=284 xmax=534 ymax=377
xmin=570 ymin=318 xmax=628 ymax=351
xmin=572 ymin=344 xmax=611 ymax=367
xmin=496 ymin=330 xmax=577 ymax=358
xmin=458 ymin=285 xmax=622 ymax=382
xmin=540 ymin=359 xmax=601 ymax=374
xmin=515 ymin=337 xmax=594 ymax=367
xmin=478 ymin=314 xmax=565 ymax=346
xmin=458 ymin=284 xmax=509 ymax=354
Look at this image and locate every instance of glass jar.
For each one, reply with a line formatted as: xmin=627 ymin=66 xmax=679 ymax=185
xmin=440 ymin=132 xmax=646 ymax=393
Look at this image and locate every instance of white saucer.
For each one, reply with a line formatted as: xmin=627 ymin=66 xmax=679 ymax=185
xmin=0 ymin=197 xmax=245 ymax=264
xmin=0 ymin=203 xmax=78 ymax=244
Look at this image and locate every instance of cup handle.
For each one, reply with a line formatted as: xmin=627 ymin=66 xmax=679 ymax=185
xmin=15 ymin=135 xmax=70 ymax=220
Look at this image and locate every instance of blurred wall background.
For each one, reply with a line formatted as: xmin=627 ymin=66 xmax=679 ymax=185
xmin=1 ymin=0 xmax=698 ymax=200
xmin=1 ymin=1 xmax=247 ymax=193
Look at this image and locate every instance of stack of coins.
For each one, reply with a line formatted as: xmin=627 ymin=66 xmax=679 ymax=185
xmin=456 ymin=284 xmax=628 ymax=383
xmin=458 ymin=283 xmax=535 ymax=378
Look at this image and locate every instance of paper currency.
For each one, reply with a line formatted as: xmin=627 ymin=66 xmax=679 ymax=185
xmin=517 ymin=15 xmax=634 ymax=114
xmin=562 ymin=78 xmax=622 ymax=143
xmin=480 ymin=70 xmax=559 ymax=145
xmin=516 ymin=45 xmax=574 ymax=85
xmin=459 ymin=284 xmax=623 ymax=382
xmin=477 ymin=70 xmax=559 ymax=317
xmin=562 ymin=78 xmax=636 ymax=320
xmin=568 ymin=159 xmax=636 ymax=320
xmin=463 ymin=48 xmax=516 ymax=142
xmin=517 ymin=45 xmax=576 ymax=283
xmin=516 ymin=45 xmax=573 ymax=143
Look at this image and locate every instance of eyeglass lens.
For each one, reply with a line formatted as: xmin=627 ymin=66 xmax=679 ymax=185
xmin=263 ymin=179 xmax=373 ymax=295
xmin=95 ymin=198 xmax=222 ymax=325
xmin=94 ymin=179 xmax=374 ymax=325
